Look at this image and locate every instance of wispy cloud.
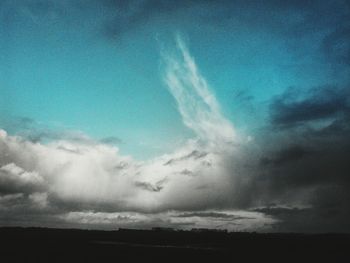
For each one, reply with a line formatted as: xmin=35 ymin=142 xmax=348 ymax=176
xmin=163 ymin=35 xmax=236 ymax=146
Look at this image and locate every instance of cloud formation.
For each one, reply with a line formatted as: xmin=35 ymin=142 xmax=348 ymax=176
xmin=0 ymin=37 xmax=255 ymax=229
xmin=1 ymin=29 xmax=349 ymax=232
xmin=253 ymin=84 xmax=350 ymax=232
xmin=270 ymin=86 xmax=350 ymax=128
xmin=163 ymin=35 xmax=236 ymax=145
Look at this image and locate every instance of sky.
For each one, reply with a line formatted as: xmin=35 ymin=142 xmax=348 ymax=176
xmin=0 ymin=0 xmax=349 ymax=233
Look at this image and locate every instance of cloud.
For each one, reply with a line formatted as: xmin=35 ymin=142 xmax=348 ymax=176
xmin=60 ymin=209 xmax=275 ymax=231
xmin=253 ymin=201 xmax=350 ymax=233
xmin=163 ymin=35 xmax=236 ymax=145
xmin=1 ymin=116 xmax=95 ymax=144
xmin=260 ymin=145 xmax=310 ymax=166
xmin=248 ymin=84 xmax=350 ymax=232
xmin=0 ymin=36 xmax=249 ymax=229
xmin=269 ymin=85 xmax=349 ymax=128
xmin=134 ymin=180 xmax=165 ymax=192
xmin=1 ymin=32 xmax=349 ymax=232
xmin=176 ymin=211 xmax=254 ymax=220
xmin=164 ymin=150 xmax=208 ymax=166
xmin=0 ymin=163 xmax=45 ymax=194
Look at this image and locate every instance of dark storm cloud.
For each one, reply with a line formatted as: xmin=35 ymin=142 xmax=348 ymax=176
xmin=251 ymin=84 xmax=350 ymax=232
xmin=253 ymin=194 xmax=350 ymax=233
xmin=253 ymin=156 xmax=350 ymax=232
xmin=253 ymin=206 xmax=310 ymax=217
xmin=260 ymin=145 xmax=310 ymax=167
xmin=270 ymin=86 xmax=350 ymax=128
xmin=262 ymin=104 xmax=350 ymax=192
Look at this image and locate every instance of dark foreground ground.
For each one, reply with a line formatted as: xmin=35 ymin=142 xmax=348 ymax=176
xmin=0 ymin=227 xmax=349 ymax=262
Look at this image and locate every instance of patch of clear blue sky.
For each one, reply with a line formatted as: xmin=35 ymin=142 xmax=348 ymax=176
xmin=0 ymin=0 xmax=344 ymax=159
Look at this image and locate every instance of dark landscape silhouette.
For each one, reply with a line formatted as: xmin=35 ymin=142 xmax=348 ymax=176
xmin=1 ymin=227 xmax=349 ymax=262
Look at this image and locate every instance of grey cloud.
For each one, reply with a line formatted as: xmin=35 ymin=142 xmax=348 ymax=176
xmin=260 ymin=145 xmax=310 ymax=167
xmin=0 ymin=191 xmax=67 ymax=228
xmin=270 ymin=86 xmax=350 ymax=128
xmin=257 ymin=135 xmax=350 ymax=197
xmin=176 ymin=212 xmax=254 ymax=221
xmin=134 ymin=179 xmax=166 ymax=192
xmin=245 ymin=84 xmax=350 ymax=232
xmin=269 ymin=86 xmax=350 ymax=128
xmin=0 ymin=163 xmax=45 ymax=195
xmin=253 ymin=206 xmax=310 ymax=217
xmin=254 ymin=201 xmax=350 ymax=233
xmin=179 ymin=169 xmax=193 ymax=176
xmin=113 ymin=161 xmax=129 ymax=170
xmin=164 ymin=150 xmax=207 ymax=166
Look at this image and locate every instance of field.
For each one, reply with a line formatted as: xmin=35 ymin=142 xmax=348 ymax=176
xmin=1 ymin=227 xmax=349 ymax=262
